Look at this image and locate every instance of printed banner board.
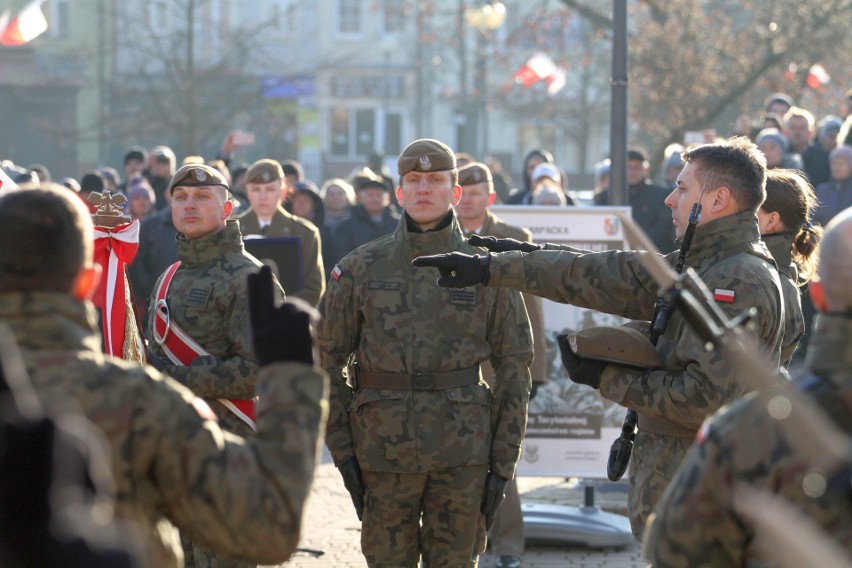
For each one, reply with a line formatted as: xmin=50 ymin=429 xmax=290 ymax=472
xmin=490 ymin=205 xmax=631 ymax=478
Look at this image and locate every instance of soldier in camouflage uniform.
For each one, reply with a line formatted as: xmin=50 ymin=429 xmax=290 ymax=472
xmin=0 ymin=186 xmax=328 ymax=568
xmin=318 ymin=139 xmax=534 ymax=567
xmin=237 ymin=159 xmax=325 ymax=306
xmin=757 ymin=168 xmax=822 ymax=367
xmin=456 ymin=162 xmax=548 ymax=568
xmin=415 ymin=137 xmax=785 ymax=538
xmin=644 ymin=207 xmax=852 ymax=567
xmin=146 ymin=164 xmax=283 ymax=567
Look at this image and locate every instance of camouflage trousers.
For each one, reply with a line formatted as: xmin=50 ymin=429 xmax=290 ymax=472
xmin=361 ymin=464 xmax=490 ymax=567
xmin=628 ymin=430 xmax=694 ymax=539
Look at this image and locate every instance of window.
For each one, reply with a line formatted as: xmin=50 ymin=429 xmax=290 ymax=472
xmin=338 ymin=0 xmax=361 ymax=34
xmin=355 ymin=110 xmax=375 ymax=156
xmin=385 ymin=112 xmax=402 ymax=155
xmin=382 ymin=0 xmax=405 ymax=34
xmin=331 ymin=108 xmax=350 ymax=156
xmin=330 ymin=107 xmax=401 ymax=159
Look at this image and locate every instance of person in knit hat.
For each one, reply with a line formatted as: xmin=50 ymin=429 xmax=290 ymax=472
xmin=813 ymin=145 xmax=852 ymax=227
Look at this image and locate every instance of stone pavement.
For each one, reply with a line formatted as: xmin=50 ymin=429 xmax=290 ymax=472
xmin=276 ymin=450 xmax=646 ymax=567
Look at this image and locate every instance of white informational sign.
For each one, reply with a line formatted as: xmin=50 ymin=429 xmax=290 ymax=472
xmin=490 ymin=205 xmax=631 ymax=479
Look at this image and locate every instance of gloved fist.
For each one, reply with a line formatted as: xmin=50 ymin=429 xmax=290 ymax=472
xmin=248 ymin=265 xmax=317 ymax=365
xmin=412 ymin=253 xmax=491 ymax=288
xmin=556 ymin=334 xmax=607 ymax=389
xmin=337 ymin=457 xmax=366 ymax=520
xmin=469 ymin=234 xmax=542 ymax=254
xmin=480 ymin=471 xmax=509 ymax=530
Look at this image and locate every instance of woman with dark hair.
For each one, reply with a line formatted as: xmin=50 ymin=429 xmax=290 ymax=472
xmin=505 ymin=148 xmax=555 ymax=204
xmin=758 ymin=168 xmax=822 ymax=367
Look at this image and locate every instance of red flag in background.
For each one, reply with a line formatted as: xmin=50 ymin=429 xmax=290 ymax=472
xmin=0 ymin=0 xmax=48 ymax=46
xmin=806 ymin=64 xmax=830 ymax=90
xmin=513 ymin=51 xmax=566 ymax=96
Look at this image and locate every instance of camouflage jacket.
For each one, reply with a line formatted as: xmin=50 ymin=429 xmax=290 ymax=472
xmin=467 ymin=210 xmax=548 ymax=384
xmin=318 ymin=211 xmax=533 ymax=479
xmin=238 ymin=205 xmax=326 ymax=306
xmin=489 ymin=209 xmax=784 ymax=431
xmin=0 ymin=291 xmax=328 ymax=568
xmin=764 ymin=232 xmax=805 ymax=367
xmin=644 ymin=313 xmax=852 ymax=567
xmin=148 ymin=220 xmax=281 ymax=434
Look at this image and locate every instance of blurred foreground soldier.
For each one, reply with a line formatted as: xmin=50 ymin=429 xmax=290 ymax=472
xmin=0 ymin=322 xmax=140 ymax=568
xmin=320 ymin=139 xmax=533 ymax=566
xmin=146 ymin=164 xmax=284 ymax=567
xmin=238 ymin=159 xmax=325 ymax=306
xmin=644 ymin=206 xmax=852 ymax=567
xmin=0 ymin=186 xmax=328 ymax=567
xmin=456 ymin=162 xmax=548 ymax=568
xmin=414 ymin=137 xmax=785 ymax=538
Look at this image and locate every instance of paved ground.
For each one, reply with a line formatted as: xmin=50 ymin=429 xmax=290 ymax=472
xmin=277 ymin=450 xmax=646 ymax=567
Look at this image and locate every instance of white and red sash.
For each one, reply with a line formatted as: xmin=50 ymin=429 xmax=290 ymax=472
xmin=93 ymin=220 xmax=142 ymax=359
xmin=153 ymin=261 xmax=256 ymax=430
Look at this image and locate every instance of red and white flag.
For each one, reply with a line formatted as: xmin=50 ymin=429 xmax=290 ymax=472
xmin=713 ymin=288 xmax=736 ymax=303
xmin=0 ymin=0 xmax=48 ymax=46
xmin=513 ymin=51 xmax=566 ymax=95
xmin=806 ymin=64 xmax=830 ymax=90
xmin=0 ymin=166 xmax=19 ymax=193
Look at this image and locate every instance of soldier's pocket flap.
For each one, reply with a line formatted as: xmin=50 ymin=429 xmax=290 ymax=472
xmin=350 ymin=388 xmax=407 ymax=412
xmin=442 ymin=383 xmax=491 ymax=405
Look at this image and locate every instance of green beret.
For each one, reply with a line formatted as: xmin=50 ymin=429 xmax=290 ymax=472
xmin=397 ymin=138 xmax=456 ymax=176
xmin=246 ymin=159 xmax=284 ymax=185
xmin=458 ymin=162 xmax=493 ymax=189
xmin=168 ymin=164 xmax=229 ymax=195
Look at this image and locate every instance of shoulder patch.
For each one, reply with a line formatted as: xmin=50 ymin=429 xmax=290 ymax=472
xmin=331 ymin=265 xmax=343 ymax=281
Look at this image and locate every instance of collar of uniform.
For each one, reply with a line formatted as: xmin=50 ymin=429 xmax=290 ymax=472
xmin=0 ymin=292 xmax=102 ymax=355
xmin=683 ymin=209 xmax=762 ymax=268
xmin=762 ymin=232 xmax=797 ymax=280
xmin=395 ymin=210 xmax=465 ymax=259
xmin=176 ymin=219 xmax=245 ymax=266
xmin=804 ymin=313 xmax=852 ymax=383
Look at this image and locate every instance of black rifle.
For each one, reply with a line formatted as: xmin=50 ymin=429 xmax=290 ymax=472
xmin=606 ymin=201 xmax=702 ymax=481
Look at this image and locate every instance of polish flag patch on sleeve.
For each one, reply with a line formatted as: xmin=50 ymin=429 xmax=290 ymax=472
xmin=331 ymin=265 xmax=343 ymax=281
xmin=713 ymin=288 xmax=735 ymax=303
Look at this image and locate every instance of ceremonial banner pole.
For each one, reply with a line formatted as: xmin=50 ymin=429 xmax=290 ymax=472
xmin=89 ymin=190 xmax=145 ymax=364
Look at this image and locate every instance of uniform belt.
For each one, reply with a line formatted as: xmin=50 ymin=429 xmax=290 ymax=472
xmin=637 ymin=413 xmax=698 ymax=439
xmin=358 ymin=367 xmax=481 ymax=390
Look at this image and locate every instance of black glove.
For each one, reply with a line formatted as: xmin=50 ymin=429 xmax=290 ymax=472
xmin=248 ymin=265 xmax=316 ymax=365
xmin=412 ymin=253 xmax=491 ymax=288
xmin=556 ymin=334 xmax=607 ymax=389
xmin=146 ymin=350 xmax=173 ymax=374
xmin=337 ymin=457 xmax=366 ymax=520
xmin=480 ymin=471 xmax=509 ymax=530
xmin=469 ymin=234 xmax=542 ymax=253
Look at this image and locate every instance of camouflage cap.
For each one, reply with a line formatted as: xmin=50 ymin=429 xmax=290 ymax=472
xmin=168 ymin=164 xmax=229 ymax=195
xmin=246 ymin=159 xmax=284 ymax=185
xmin=458 ymin=162 xmax=493 ymax=190
xmin=397 ymin=138 xmax=456 ymax=176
